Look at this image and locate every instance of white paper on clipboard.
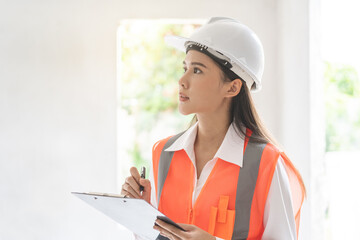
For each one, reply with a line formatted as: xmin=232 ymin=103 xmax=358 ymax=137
xmin=72 ymin=192 xmax=184 ymax=240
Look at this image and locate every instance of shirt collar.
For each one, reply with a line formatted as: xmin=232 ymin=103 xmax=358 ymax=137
xmin=165 ymin=122 xmax=245 ymax=168
xmin=164 ymin=122 xmax=198 ymax=163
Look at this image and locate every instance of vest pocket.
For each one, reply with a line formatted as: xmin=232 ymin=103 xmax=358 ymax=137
xmin=208 ymin=195 xmax=235 ymax=240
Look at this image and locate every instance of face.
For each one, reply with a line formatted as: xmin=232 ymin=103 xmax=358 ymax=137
xmin=178 ymin=50 xmax=232 ymax=116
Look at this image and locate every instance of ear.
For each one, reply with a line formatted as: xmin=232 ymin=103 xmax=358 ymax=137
xmin=225 ymin=79 xmax=242 ymax=98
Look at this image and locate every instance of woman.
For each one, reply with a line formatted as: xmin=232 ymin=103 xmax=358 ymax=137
xmin=121 ymin=17 xmax=305 ymax=240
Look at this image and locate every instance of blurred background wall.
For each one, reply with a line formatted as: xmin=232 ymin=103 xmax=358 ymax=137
xmin=0 ymin=0 xmax=316 ymax=239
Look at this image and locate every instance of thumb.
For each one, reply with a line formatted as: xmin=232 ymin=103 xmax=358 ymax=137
xmin=139 ymin=178 xmax=151 ymax=189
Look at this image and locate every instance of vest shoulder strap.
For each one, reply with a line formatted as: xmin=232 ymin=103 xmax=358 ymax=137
xmin=232 ymin=137 xmax=267 ymax=239
xmin=157 ymin=131 xmax=186 ymax=207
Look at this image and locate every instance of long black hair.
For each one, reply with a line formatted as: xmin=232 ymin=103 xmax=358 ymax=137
xmin=228 ymin=76 xmax=279 ymax=146
xmin=189 ymin=69 xmax=279 ymax=147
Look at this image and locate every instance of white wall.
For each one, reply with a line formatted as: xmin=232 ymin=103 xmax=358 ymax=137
xmin=0 ymin=0 xmax=314 ymax=239
xmin=0 ymin=1 xmax=120 ymax=239
xmin=278 ymin=0 xmax=322 ymax=239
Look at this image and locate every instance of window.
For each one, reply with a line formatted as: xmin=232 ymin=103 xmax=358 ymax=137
xmin=116 ymin=19 xmax=203 ymax=187
xmin=322 ymin=1 xmax=360 ymax=239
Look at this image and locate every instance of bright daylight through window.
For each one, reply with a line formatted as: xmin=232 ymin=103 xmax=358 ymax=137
xmin=322 ymin=0 xmax=360 ymax=239
xmin=116 ymin=19 xmax=203 ymax=186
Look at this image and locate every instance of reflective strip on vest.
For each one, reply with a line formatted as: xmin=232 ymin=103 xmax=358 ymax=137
xmin=157 ymin=131 xmax=185 ymax=207
xmin=157 ymin=132 xmax=266 ymax=239
xmin=232 ymin=140 xmax=266 ymax=240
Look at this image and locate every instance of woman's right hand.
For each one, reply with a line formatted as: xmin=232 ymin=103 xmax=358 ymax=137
xmin=121 ymin=167 xmax=151 ymax=203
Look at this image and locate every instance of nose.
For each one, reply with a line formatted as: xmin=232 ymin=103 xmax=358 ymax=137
xmin=178 ymin=72 xmax=188 ymax=89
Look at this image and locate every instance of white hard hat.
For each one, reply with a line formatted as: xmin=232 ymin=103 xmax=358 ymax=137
xmin=165 ymin=17 xmax=265 ymax=92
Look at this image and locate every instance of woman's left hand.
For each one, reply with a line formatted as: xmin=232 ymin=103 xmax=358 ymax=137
xmin=153 ymin=219 xmax=216 ymax=240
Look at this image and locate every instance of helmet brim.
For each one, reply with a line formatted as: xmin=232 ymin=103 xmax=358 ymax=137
xmin=164 ymin=35 xmax=188 ymax=52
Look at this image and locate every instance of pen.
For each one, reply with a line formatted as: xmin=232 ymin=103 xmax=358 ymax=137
xmin=140 ymin=166 xmax=146 ymax=192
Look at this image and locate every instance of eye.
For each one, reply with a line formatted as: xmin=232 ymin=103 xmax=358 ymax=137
xmin=183 ymin=67 xmax=187 ymax=73
xmin=193 ymin=68 xmax=202 ymax=74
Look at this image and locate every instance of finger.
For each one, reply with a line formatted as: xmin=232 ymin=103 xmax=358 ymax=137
xmin=121 ymin=188 xmax=139 ymax=198
xmin=125 ymin=176 xmax=141 ymax=196
xmin=153 ymin=223 xmax=181 ymax=240
xmin=177 ymin=223 xmax=194 ymax=231
xmin=130 ymin=167 xmax=141 ymax=185
xmin=155 ymin=219 xmax=185 ymax=239
xmin=121 ymin=182 xmax=141 ymax=198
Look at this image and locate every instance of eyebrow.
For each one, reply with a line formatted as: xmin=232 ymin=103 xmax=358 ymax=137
xmin=182 ymin=61 xmax=208 ymax=69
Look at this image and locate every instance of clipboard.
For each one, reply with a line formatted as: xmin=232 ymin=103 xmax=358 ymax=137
xmin=72 ymin=192 xmax=185 ymax=240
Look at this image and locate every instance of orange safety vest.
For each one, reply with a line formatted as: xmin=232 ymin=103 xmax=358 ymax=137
xmin=152 ymin=130 xmax=305 ymax=240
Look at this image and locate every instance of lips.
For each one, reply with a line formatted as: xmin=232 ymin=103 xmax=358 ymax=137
xmin=179 ymin=92 xmax=189 ymax=102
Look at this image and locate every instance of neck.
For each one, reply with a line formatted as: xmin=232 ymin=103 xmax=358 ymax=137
xmin=195 ymin=111 xmax=231 ymax=145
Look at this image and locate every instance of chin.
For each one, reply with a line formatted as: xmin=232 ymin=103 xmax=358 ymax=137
xmin=178 ymin=106 xmax=193 ymax=116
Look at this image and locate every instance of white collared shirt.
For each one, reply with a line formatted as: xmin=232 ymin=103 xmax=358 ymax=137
xmin=149 ymin=122 xmax=297 ymax=240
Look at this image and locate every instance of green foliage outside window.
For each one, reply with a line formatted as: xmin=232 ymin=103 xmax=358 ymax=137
xmin=119 ymin=21 xmax=200 ymax=169
xmin=324 ymin=62 xmax=360 ymax=151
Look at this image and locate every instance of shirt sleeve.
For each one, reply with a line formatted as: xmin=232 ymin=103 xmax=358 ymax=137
xmin=262 ymin=155 xmax=297 ymax=240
